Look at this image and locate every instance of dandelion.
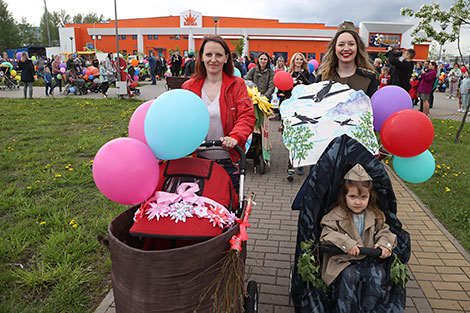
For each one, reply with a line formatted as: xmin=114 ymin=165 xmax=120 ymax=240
xmin=445 ymin=187 xmax=451 ymax=192
xmin=69 ymin=220 xmax=75 ymax=225
xmin=55 ymin=174 xmax=62 ymax=178
xmin=72 ymin=224 xmax=78 ymax=228
xmin=385 ymin=160 xmax=389 ymax=164
xmin=39 ymin=221 xmax=46 ymax=226
xmin=27 ymin=186 xmax=32 ymax=189
xmin=446 ymin=166 xmax=450 ymax=169
xmin=437 ymin=165 xmax=441 ymax=169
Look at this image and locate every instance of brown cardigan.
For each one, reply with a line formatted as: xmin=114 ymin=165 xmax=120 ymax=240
xmin=319 ymin=206 xmax=397 ymax=286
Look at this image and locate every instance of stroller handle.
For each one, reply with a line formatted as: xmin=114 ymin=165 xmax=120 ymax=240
xmin=200 ymin=140 xmax=247 ymax=175
xmin=319 ymin=245 xmax=382 ymax=257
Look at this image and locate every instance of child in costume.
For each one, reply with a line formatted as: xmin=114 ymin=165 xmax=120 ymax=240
xmin=320 ymin=164 xmax=397 ymax=312
xmin=409 ymin=73 xmax=419 ymax=106
xmin=378 ymin=66 xmax=390 ymax=89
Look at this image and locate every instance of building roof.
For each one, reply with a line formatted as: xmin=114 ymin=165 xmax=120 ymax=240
xmin=360 ymin=21 xmax=414 ymax=34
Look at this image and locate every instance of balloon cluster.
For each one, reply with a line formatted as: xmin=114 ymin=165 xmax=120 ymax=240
xmin=93 ymin=90 xmax=210 ymax=205
xmin=371 ymin=86 xmax=435 ymax=183
xmin=438 ymin=72 xmax=447 ymax=88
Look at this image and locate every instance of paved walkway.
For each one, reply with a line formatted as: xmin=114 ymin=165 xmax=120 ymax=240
xmin=4 ymin=85 xmax=466 ymax=312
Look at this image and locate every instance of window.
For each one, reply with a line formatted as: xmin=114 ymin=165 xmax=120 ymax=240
xmin=175 ymin=35 xmax=180 ymax=40
xmin=97 ymin=35 xmax=101 ymax=40
xmin=132 ymin=35 xmax=137 ymax=40
xmin=148 ymin=35 xmax=152 ymax=40
xmin=320 ymin=53 xmax=325 ymax=62
xmin=169 ymin=36 xmax=175 ymax=40
xmin=91 ymin=35 xmax=95 ymax=40
xmin=122 ymin=50 xmax=127 ymax=54
xmin=250 ymin=52 xmax=262 ymax=59
xmin=273 ymin=52 xmax=288 ymax=63
xmin=307 ymin=53 xmax=316 ymax=60
xmin=183 ymin=36 xmax=188 ymax=40
xmin=133 ymin=50 xmax=137 ymax=55
xmin=153 ymin=35 xmax=158 ymax=40
xmin=120 ymin=35 xmax=126 ymax=40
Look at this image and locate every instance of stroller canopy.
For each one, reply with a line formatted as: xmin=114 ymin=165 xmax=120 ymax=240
xmin=291 ymin=134 xmax=411 ymax=312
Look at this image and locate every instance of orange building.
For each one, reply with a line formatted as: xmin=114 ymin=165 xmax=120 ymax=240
xmin=60 ymin=10 xmax=429 ymax=62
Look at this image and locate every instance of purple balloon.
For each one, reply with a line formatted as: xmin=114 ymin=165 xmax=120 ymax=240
xmin=371 ymin=85 xmax=413 ymax=132
xmin=83 ymin=69 xmax=87 ymax=75
xmin=59 ymin=63 xmax=66 ymax=69
xmin=16 ymin=52 xmax=21 ymax=60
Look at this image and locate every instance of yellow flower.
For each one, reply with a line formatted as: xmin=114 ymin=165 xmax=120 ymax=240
xmin=385 ymin=160 xmax=389 ymax=164
xmin=437 ymin=165 xmax=441 ymax=169
xmin=27 ymin=186 xmax=32 ymax=189
xmin=446 ymin=166 xmax=450 ymax=169
xmin=69 ymin=220 xmax=75 ymax=225
xmin=445 ymin=187 xmax=451 ymax=192
xmin=55 ymin=174 xmax=62 ymax=177
xmin=72 ymin=224 xmax=78 ymax=228
xmin=39 ymin=221 xmax=46 ymax=226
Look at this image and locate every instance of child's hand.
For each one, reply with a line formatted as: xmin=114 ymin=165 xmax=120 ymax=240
xmin=375 ymin=244 xmax=392 ymax=258
xmin=347 ymin=244 xmax=360 ymax=256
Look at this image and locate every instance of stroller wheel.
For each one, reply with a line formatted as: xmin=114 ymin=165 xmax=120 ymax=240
xmin=244 ymin=281 xmax=258 ymax=313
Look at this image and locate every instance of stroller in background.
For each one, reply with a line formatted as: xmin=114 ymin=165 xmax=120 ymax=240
xmin=290 ymin=135 xmax=411 ymax=313
xmin=0 ymin=63 xmax=20 ymax=90
xmin=87 ymin=77 xmax=102 ymax=93
xmin=100 ymin=141 xmax=259 ymax=313
xmin=64 ymin=70 xmax=88 ymax=95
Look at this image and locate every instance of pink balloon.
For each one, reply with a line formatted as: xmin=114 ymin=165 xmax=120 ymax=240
xmin=309 ymin=59 xmax=319 ymax=70
xmin=129 ymin=100 xmax=154 ymax=145
xmin=60 ymin=67 xmax=66 ymax=73
xmin=86 ymin=69 xmax=91 ymax=76
xmin=133 ymin=75 xmax=139 ymax=81
xmin=93 ymin=138 xmax=159 ymax=205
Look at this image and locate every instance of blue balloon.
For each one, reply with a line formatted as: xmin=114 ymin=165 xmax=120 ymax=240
xmin=442 ymin=84 xmax=446 ymax=88
xmin=308 ymin=62 xmax=315 ymax=73
xmin=393 ymin=150 xmax=435 ymax=183
xmin=70 ymin=87 xmax=76 ymax=93
xmin=89 ymin=75 xmax=94 ymax=80
xmin=144 ymin=89 xmax=210 ymax=160
xmin=135 ymin=68 xmax=140 ymax=75
xmin=233 ymin=67 xmax=241 ymax=77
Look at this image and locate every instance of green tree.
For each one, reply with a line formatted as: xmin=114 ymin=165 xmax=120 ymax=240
xmin=40 ymin=10 xmax=71 ymax=46
xmin=283 ymin=119 xmax=315 ymax=166
xmin=0 ymin=0 xmax=19 ymax=52
xmin=401 ymin=0 xmax=470 ymax=143
xmin=350 ymin=112 xmax=380 ymax=153
xmin=17 ymin=17 xmax=41 ymax=47
xmin=230 ymin=35 xmax=245 ymax=57
xmin=72 ymin=13 xmax=107 ymax=24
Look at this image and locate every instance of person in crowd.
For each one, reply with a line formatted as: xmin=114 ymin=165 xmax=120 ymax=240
xmin=232 ymin=52 xmax=244 ymax=76
xmin=44 ymin=67 xmax=53 ymax=96
xmin=100 ymin=60 xmax=109 ymax=98
xmin=409 ymin=73 xmax=419 ymax=106
xmin=387 ymin=46 xmax=415 ymax=92
xmin=18 ymin=51 xmax=35 ymax=99
xmin=148 ymin=51 xmax=157 ymax=85
xmin=417 ymin=60 xmax=437 ymax=116
xmin=243 ymin=56 xmax=250 ymax=71
xmin=439 ymin=63 xmax=447 ymax=75
xmin=378 ymin=66 xmax=390 ymax=89
xmin=459 ymin=70 xmax=470 ymax=114
xmin=156 ymin=54 xmax=166 ymax=79
xmin=447 ymin=63 xmax=462 ymax=99
xmin=66 ymin=53 xmax=78 ymax=76
xmin=46 ymin=56 xmax=53 ymax=74
xmin=36 ymin=56 xmax=45 ymax=79
xmin=182 ymin=35 xmax=256 ymax=191
xmin=105 ymin=53 xmax=117 ymax=86
xmin=414 ymin=61 xmax=423 ymax=78
xmin=317 ymin=21 xmax=378 ymax=98
xmin=238 ymin=56 xmax=247 ymax=76
xmin=244 ymin=51 xmax=275 ymax=100
xmin=373 ymin=58 xmax=382 ymax=74
xmin=320 ymin=164 xmax=396 ymax=313
xmin=184 ymin=51 xmax=196 ymax=77
xmin=0 ymin=52 xmax=7 ymax=64
xmin=275 ymin=56 xmax=288 ymax=72
xmin=92 ymin=55 xmax=100 ymax=68
xmin=50 ymin=55 xmax=62 ymax=95
xmin=170 ymin=50 xmax=183 ymax=77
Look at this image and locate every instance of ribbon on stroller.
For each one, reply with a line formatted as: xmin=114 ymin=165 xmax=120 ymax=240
xmin=133 ymin=182 xmax=236 ymax=229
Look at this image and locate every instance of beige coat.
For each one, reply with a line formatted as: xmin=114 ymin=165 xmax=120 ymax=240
xmin=319 ymin=206 xmax=397 ymax=286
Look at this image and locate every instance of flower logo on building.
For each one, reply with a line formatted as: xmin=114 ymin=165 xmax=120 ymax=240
xmin=184 ymin=12 xmax=198 ymax=26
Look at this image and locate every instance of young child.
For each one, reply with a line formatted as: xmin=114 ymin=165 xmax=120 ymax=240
xmin=44 ymin=67 xmax=53 ymax=96
xmin=99 ymin=60 xmax=109 ymax=98
xmin=409 ymin=73 xmax=419 ymax=106
xmin=320 ymin=164 xmax=397 ymax=312
xmin=378 ymin=66 xmax=390 ymax=89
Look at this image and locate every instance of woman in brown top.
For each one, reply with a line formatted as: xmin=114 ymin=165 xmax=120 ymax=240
xmin=317 ymin=21 xmax=378 ymax=98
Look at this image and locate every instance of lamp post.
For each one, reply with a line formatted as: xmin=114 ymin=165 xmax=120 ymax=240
xmin=114 ymin=0 xmax=122 ymax=81
xmin=213 ymin=16 xmax=219 ymax=35
xmin=438 ymin=23 xmax=448 ymax=62
xmin=69 ymin=36 xmax=74 ymax=52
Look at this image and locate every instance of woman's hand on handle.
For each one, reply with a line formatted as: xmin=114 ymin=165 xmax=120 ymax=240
xmin=375 ymin=244 xmax=392 ymax=259
xmin=221 ymin=136 xmax=238 ymax=150
xmin=347 ymin=244 xmax=361 ymax=257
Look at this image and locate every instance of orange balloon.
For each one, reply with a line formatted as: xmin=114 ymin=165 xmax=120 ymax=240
xmin=131 ymin=59 xmax=139 ymax=67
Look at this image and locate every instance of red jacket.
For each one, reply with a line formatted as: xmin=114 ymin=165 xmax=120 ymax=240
xmin=182 ymin=73 xmax=255 ymax=154
xmin=409 ymin=80 xmax=419 ymax=100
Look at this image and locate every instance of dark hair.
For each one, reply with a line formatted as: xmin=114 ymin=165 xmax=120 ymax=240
xmin=336 ymin=179 xmax=384 ymax=227
xmin=406 ymin=49 xmax=416 ymax=59
xmin=193 ymin=35 xmax=234 ymax=80
xmin=257 ymin=52 xmax=271 ymax=70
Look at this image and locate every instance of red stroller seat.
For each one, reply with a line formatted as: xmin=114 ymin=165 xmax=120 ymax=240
xmin=130 ymin=157 xmax=238 ymax=243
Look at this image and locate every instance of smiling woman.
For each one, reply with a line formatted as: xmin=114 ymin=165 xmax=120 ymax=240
xmin=317 ymin=21 xmax=378 ymax=98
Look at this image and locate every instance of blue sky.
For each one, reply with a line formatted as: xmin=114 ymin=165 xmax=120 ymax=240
xmin=5 ymin=0 xmax=469 ymax=56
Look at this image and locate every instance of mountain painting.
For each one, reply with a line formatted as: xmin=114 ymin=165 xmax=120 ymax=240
xmin=280 ymin=81 xmax=379 ymax=167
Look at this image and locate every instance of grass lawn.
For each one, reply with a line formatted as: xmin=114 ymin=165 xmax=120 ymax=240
xmin=1 ymin=98 xmax=469 ymax=312
xmin=0 ymin=98 xmax=140 ymax=312
xmin=387 ymin=118 xmax=470 ymax=251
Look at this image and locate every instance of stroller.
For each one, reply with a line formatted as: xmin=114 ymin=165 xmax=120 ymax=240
xmin=290 ymin=135 xmax=411 ymax=313
xmin=100 ymin=141 xmax=258 ymax=313
xmin=64 ymin=71 xmax=88 ymax=96
xmin=0 ymin=63 xmax=19 ymax=90
xmin=87 ymin=77 xmax=102 ymax=93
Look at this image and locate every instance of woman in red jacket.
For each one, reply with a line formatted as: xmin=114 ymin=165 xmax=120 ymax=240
xmin=182 ymin=35 xmax=256 ymax=191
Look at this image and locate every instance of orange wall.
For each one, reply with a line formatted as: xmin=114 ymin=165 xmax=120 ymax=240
xmin=414 ymin=44 xmax=429 ymax=61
